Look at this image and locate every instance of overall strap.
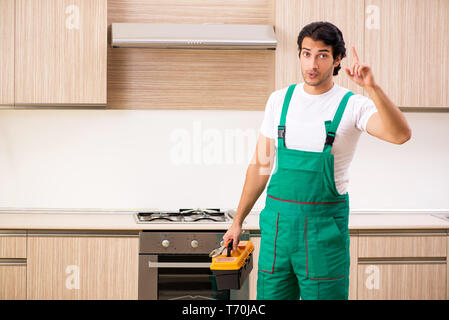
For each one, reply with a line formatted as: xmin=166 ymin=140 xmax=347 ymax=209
xmin=278 ymin=84 xmax=297 ymax=149
xmin=323 ymin=91 xmax=354 ymax=153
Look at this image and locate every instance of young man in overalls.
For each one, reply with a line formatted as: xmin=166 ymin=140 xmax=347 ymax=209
xmin=223 ymin=21 xmax=411 ymax=300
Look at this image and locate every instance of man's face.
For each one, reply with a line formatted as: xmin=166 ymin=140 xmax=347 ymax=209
xmin=299 ymin=37 xmax=341 ymax=87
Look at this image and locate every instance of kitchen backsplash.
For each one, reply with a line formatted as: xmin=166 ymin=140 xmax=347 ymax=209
xmin=0 ymin=110 xmax=447 ymax=210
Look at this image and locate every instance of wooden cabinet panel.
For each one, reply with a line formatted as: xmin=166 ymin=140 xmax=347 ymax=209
xmin=27 ymin=232 xmax=139 ymax=300
xmin=15 ymin=0 xmax=107 ymax=106
xmin=349 ymin=235 xmax=358 ymax=300
xmin=108 ymin=0 xmax=275 ymax=25
xmin=0 ymin=0 xmax=14 ymax=106
xmin=108 ymin=49 xmax=274 ymax=110
xmin=275 ymin=0 xmax=365 ymax=94
xmin=248 ymin=236 xmax=260 ymax=300
xmin=107 ymin=0 xmax=275 ymax=110
xmin=357 ymin=263 xmax=446 ymax=300
xmin=0 ymin=263 xmax=27 ymax=300
xmin=359 ymin=233 xmax=447 ymax=258
xmin=365 ymin=0 xmax=449 ymax=107
xmin=0 ymin=232 xmax=27 ymax=259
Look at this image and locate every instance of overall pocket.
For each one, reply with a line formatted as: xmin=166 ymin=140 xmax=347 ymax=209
xmin=269 ymin=150 xmax=325 ymax=202
xmin=305 ymin=215 xmax=348 ymax=280
xmin=258 ymin=208 xmax=280 ymax=274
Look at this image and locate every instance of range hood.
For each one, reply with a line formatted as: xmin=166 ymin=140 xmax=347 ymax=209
xmin=111 ymin=23 xmax=277 ymax=50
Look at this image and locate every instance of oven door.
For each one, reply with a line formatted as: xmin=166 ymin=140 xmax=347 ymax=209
xmin=139 ymin=254 xmax=230 ymax=300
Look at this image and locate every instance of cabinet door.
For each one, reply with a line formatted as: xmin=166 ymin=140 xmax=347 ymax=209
xmin=0 ymin=0 xmax=14 ymax=106
xmin=15 ymin=0 xmax=107 ymax=106
xmin=27 ymin=232 xmax=139 ymax=299
xmin=0 ymin=262 xmax=27 ymax=300
xmin=357 ymin=263 xmax=446 ymax=300
xmin=365 ymin=0 xmax=449 ymax=107
xmin=248 ymin=236 xmax=261 ymax=300
xmin=348 ymin=235 xmax=358 ymax=300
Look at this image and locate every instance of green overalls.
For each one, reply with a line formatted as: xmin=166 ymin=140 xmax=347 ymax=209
xmin=257 ymin=84 xmax=354 ymax=300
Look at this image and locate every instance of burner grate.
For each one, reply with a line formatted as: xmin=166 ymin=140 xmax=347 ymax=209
xmin=136 ymin=208 xmax=231 ymax=223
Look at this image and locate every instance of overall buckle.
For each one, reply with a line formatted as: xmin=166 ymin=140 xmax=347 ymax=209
xmin=325 ymin=132 xmax=335 ymax=146
xmin=278 ymin=126 xmax=286 ymax=139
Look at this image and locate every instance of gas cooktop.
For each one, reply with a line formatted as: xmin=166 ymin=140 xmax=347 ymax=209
xmin=135 ymin=208 xmax=234 ymax=223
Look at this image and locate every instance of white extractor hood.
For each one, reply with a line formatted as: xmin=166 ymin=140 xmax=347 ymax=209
xmin=111 ymin=23 xmax=277 ymax=50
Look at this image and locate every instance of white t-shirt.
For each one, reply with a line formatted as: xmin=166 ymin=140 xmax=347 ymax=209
xmin=260 ymin=82 xmax=378 ymax=195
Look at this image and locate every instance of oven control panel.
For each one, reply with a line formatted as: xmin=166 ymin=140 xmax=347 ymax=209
xmin=140 ymin=231 xmax=225 ymax=254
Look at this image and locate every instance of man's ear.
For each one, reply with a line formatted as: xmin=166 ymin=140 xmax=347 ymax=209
xmin=333 ymin=54 xmax=342 ymax=68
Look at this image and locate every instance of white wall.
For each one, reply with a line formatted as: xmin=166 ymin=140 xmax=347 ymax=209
xmin=0 ymin=110 xmax=447 ymax=211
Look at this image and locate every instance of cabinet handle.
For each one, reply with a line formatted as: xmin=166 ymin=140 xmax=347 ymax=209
xmin=0 ymin=231 xmax=27 ymax=236
xmin=0 ymin=259 xmax=26 ymax=266
xmin=28 ymin=231 xmax=139 ymax=237
xmin=358 ymin=258 xmax=446 ymax=264
xmin=148 ymin=262 xmax=211 ymax=269
xmin=358 ymin=232 xmax=447 ymax=236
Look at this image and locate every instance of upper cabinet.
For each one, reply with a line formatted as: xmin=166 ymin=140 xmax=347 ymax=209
xmin=0 ymin=0 xmax=14 ymax=106
xmin=365 ymin=0 xmax=449 ymax=108
xmin=15 ymin=0 xmax=107 ymax=106
xmin=276 ymin=0 xmax=449 ymax=109
xmin=107 ymin=0 xmax=275 ymax=110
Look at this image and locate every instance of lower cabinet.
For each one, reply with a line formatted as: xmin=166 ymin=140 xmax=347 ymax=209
xmin=248 ymin=236 xmax=260 ymax=300
xmin=27 ymin=231 xmax=139 ymax=300
xmin=357 ymin=262 xmax=446 ymax=300
xmin=356 ymin=231 xmax=448 ymax=300
xmin=249 ymin=231 xmax=448 ymax=300
xmin=0 ymin=261 xmax=27 ymax=299
xmin=0 ymin=231 xmax=27 ymax=299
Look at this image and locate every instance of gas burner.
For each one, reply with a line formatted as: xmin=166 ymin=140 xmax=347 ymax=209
xmin=136 ymin=208 xmax=233 ymax=223
xmin=179 ymin=208 xmax=222 ymax=216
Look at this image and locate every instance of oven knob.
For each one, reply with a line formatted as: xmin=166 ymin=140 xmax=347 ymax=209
xmin=191 ymin=240 xmax=199 ymax=248
xmin=161 ymin=240 xmax=170 ymax=248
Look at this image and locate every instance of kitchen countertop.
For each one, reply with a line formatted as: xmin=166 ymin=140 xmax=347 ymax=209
xmin=0 ymin=208 xmax=449 ymax=231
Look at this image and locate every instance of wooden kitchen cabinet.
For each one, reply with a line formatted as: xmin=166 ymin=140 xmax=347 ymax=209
xmin=356 ymin=230 xmax=448 ymax=300
xmin=0 ymin=231 xmax=27 ymax=259
xmin=0 ymin=262 xmax=27 ymax=300
xmin=358 ymin=232 xmax=447 ymax=258
xmin=107 ymin=0 xmax=275 ymax=110
xmin=365 ymin=0 xmax=449 ymax=107
xmin=15 ymin=0 xmax=107 ymax=106
xmin=348 ymin=234 xmax=358 ymax=300
xmin=248 ymin=235 xmax=260 ymax=300
xmin=0 ymin=231 xmax=27 ymax=300
xmin=357 ymin=263 xmax=446 ymax=300
xmin=27 ymin=231 xmax=139 ymax=300
xmin=0 ymin=0 xmax=14 ymax=106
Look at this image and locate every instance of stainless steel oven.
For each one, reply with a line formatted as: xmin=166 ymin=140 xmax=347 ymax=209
xmin=138 ymin=230 xmax=249 ymax=300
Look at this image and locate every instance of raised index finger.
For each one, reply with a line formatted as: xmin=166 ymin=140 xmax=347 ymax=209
xmin=351 ymin=45 xmax=360 ymax=63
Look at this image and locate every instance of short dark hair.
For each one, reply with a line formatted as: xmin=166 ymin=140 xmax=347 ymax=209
xmin=297 ymin=21 xmax=346 ymax=76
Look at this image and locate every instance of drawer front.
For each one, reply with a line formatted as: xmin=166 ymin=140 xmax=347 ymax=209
xmin=0 ymin=231 xmax=27 ymax=259
xmin=357 ymin=263 xmax=446 ymax=300
xmin=358 ymin=233 xmax=447 ymax=258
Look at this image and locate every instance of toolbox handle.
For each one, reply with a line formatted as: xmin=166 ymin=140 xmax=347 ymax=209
xmin=226 ymin=239 xmax=233 ymax=257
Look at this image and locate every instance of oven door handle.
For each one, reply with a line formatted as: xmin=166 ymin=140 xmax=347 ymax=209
xmin=148 ymin=262 xmax=211 ymax=269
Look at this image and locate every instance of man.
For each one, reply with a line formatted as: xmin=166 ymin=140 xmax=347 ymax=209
xmin=223 ymin=21 xmax=411 ymax=300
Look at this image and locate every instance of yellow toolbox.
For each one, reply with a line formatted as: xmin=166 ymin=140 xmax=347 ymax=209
xmin=210 ymin=240 xmax=254 ymax=290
